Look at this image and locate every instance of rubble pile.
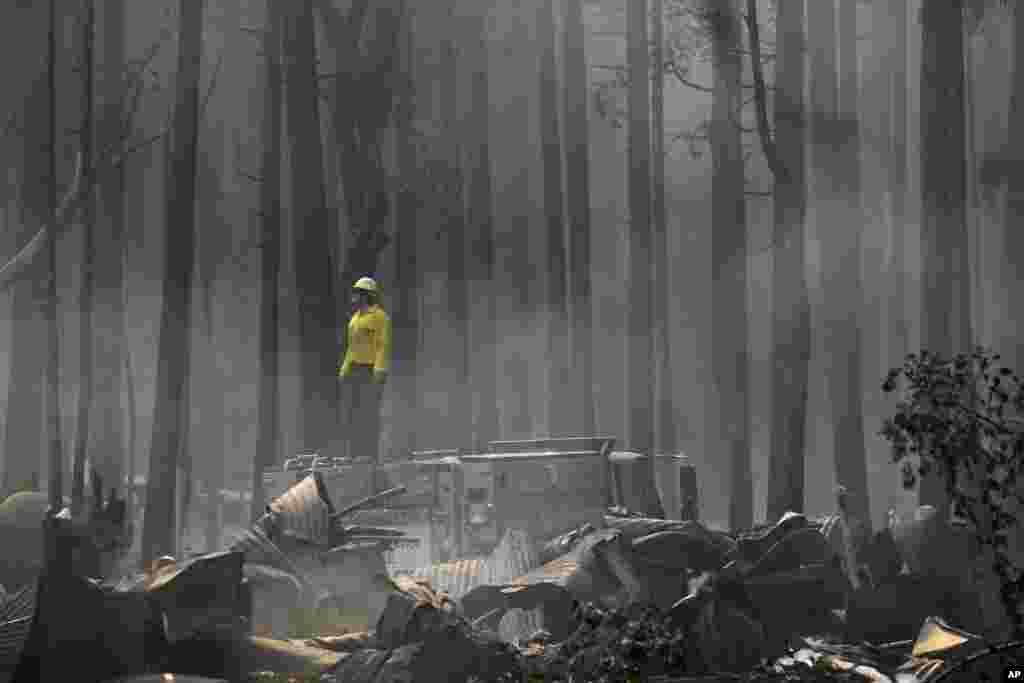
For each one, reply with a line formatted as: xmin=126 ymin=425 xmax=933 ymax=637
xmin=2 ymin=465 xmax=1022 ymax=682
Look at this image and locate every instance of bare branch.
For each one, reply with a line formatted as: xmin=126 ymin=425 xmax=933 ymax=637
xmin=199 ymin=49 xmax=225 ymax=125
xmin=668 ymin=63 xmax=712 ymax=92
xmin=0 ymin=30 xmax=179 ymax=288
xmin=744 ymin=0 xmax=788 ymax=184
xmin=0 ymin=152 xmax=83 ymax=289
xmin=110 ymin=131 xmax=166 ymax=167
xmin=125 ymin=31 xmax=170 ymax=83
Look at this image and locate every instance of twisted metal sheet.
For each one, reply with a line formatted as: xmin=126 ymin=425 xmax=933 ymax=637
xmin=267 ymin=475 xmax=332 ymax=548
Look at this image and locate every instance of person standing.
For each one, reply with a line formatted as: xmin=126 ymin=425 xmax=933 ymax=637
xmin=338 ymin=277 xmax=390 ymax=464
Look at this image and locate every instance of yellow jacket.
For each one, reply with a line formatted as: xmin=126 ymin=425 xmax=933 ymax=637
xmin=338 ymin=304 xmax=390 ymax=376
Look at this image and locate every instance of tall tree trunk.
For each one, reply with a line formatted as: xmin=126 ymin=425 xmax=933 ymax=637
xmin=539 ymin=0 xmax=568 ymax=437
xmin=93 ymin=0 xmax=126 ymax=494
xmin=252 ymin=0 xmax=282 ymax=523
xmin=72 ymin=0 xmax=97 ymax=518
xmin=1004 ymin=0 xmax=1024 ymax=372
xmin=141 ymin=0 xmax=203 ymax=564
xmin=707 ymin=0 xmax=750 ymax=530
xmin=45 ymin=0 xmax=63 ymax=511
xmin=766 ymin=0 xmax=808 ymax=521
xmin=562 ymin=0 xmax=594 ymax=437
xmin=919 ymin=0 xmax=969 ymax=511
xmin=316 ymin=0 xmax=395 ymax=327
xmin=626 ymin=0 xmax=653 ymax=456
xmin=827 ymin=0 xmax=871 ymax=527
xmin=390 ymin=0 xmax=420 ymax=459
xmin=807 ymin=0 xmax=837 ymax=510
xmin=626 ymin=0 xmax=662 ymax=517
xmin=4 ymin=4 xmax=50 ymax=498
xmin=284 ymin=0 xmax=334 ymax=455
xmin=441 ymin=15 xmax=470 ymax=453
xmin=466 ymin=2 xmax=498 ymax=451
xmin=651 ymin=0 xmax=676 ymax=454
xmin=884 ymin=0 xmax=909 ymax=376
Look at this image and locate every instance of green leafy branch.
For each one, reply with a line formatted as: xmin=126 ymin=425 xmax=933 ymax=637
xmin=880 ymin=347 xmax=1024 ymax=635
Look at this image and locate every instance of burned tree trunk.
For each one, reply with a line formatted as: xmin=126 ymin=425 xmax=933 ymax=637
xmin=44 ymin=0 xmax=63 ymax=511
xmin=284 ymin=0 xmax=335 ymax=455
xmin=72 ymin=0 xmax=97 ymax=519
xmin=91 ymin=0 xmax=127 ymax=495
xmin=878 ymin=0 xmax=909 ymax=380
xmin=4 ymin=3 xmax=51 ymax=499
xmin=538 ymin=0 xmax=569 ymax=436
xmin=316 ymin=0 xmax=399 ymax=328
xmin=919 ymin=0 xmax=969 ymax=511
xmin=465 ymin=2 xmax=499 ymax=452
xmin=706 ymin=0 xmax=751 ymax=530
xmin=826 ymin=0 xmax=871 ymax=528
xmin=390 ymin=0 xmax=420 ymax=460
xmin=141 ymin=0 xmax=204 ymax=564
xmin=1003 ymin=0 xmax=1024 ymax=372
xmin=626 ymin=0 xmax=663 ymax=518
xmin=652 ymin=0 xmax=677 ymax=456
xmin=767 ymin=0 xmax=808 ymax=521
xmin=562 ymin=0 xmax=595 ymax=437
xmin=440 ymin=16 xmax=471 ymax=455
xmin=252 ymin=0 xmax=283 ymax=523
xmin=626 ymin=0 xmax=653 ymax=453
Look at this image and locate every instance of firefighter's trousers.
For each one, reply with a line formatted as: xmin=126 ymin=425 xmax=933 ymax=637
xmin=341 ymin=363 xmax=383 ymax=463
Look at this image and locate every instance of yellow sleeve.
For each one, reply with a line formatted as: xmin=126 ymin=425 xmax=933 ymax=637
xmin=373 ymin=311 xmax=390 ymax=373
xmin=338 ymin=318 xmax=353 ymax=377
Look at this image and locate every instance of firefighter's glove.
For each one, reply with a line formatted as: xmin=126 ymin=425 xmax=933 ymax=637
xmin=373 ymin=369 xmax=388 ymax=385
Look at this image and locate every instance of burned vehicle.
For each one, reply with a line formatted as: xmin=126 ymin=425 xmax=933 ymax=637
xmin=408 ymin=437 xmax=616 ymax=561
xmin=406 ymin=437 xmax=700 ymax=562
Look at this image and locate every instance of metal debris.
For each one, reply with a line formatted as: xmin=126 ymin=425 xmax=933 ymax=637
xmin=267 ymin=476 xmax=333 ymax=548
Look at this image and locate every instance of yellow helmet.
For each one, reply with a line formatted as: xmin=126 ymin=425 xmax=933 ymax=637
xmin=353 ymin=276 xmax=378 ymax=293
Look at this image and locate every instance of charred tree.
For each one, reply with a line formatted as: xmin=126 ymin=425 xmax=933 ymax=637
xmin=539 ymin=0 xmax=569 ymax=436
xmin=1004 ymin=0 xmax=1024 ymax=371
xmin=706 ymin=0 xmax=751 ymax=530
xmin=4 ymin=3 xmax=51 ymax=498
xmin=441 ymin=12 xmax=471 ymax=454
xmin=465 ymin=2 xmax=498 ymax=451
xmin=562 ymin=0 xmax=595 ymax=437
xmin=284 ymin=0 xmax=335 ymax=455
xmin=92 ymin=0 xmax=126 ymax=493
xmin=390 ymin=0 xmax=420 ymax=459
xmin=919 ymin=0 xmax=970 ymax=511
xmin=141 ymin=0 xmax=204 ymax=564
xmin=626 ymin=0 xmax=662 ymax=517
xmin=883 ymin=0 xmax=909 ymax=373
xmin=626 ymin=0 xmax=654 ymax=457
xmin=766 ymin=0 xmax=808 ymax=521
xmin=44 ymin=0 xmax=62 ymax=509
xmin=652 ymin=0 xmax=677 ymax=456
xmin=822 ymin=0 xmax=871 ymax=527
xmin=71 ymin=0 xmax=97 ymax=518
xmin=251 ymin=0 xmax=283 ymax=523
xmin=316 ymin=0 xmax=399 ymax=312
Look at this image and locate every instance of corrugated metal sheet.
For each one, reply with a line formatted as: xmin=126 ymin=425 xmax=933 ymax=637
xmin=0 ymin=584 xmax=36 ymax=675
xmin=396 ymin=558 xmax=487 ymax=599
xmin=391 ymin=529 xmax=549 ymax=643
xmin=0 ymin=584 xmax=35 ymax=625
xmin=268 ymin=475 xmax=332 ymax=547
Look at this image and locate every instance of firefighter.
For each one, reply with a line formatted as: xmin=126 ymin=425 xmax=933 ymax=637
xmin=338 ymin=276 xmax=390 ymax=463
